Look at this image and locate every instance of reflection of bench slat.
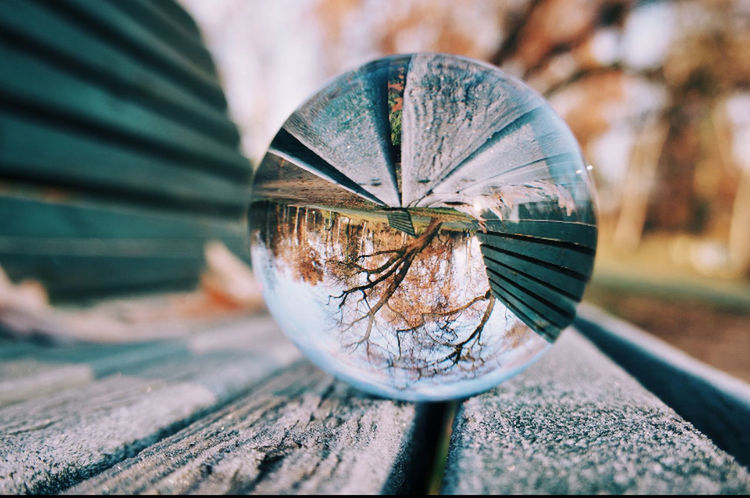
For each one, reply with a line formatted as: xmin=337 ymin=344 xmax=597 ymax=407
xmin=478 ymin=231 xmax=595 ymax=277
xmin=483 ymin=219 xmax=597 ymax=251
xmin=442 ymin=328 xmax=750 ymax=494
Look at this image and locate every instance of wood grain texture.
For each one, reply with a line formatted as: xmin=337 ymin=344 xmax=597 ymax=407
xmin=0 ymin=339 xmax=187 ymax=406
xmin=284 ymin=61 xmax=400 ymax=207
xmin=576 ymin=303 xmax=750 ymax=468
xmin=0 ymin=314 xmax=300 ymax=494
xmin=400 ymin=54 xmax=541 ymax=207
xmin=442 ymin=328 xmax=750 ymax=494
xmin=68 ymin=362 xmax=425 ymax=495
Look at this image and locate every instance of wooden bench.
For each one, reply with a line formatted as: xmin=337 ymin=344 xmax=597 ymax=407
xmin=1 ymin=305 xmax=749 ymax=494
xmin=0 ymin=0 xmax=250 ymax=298
xmin=1 ymin=1 xmax=749 ymax=494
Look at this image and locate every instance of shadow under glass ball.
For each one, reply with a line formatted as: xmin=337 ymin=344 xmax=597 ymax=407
xmin=249 ymin=53 xmax=597 ymax=401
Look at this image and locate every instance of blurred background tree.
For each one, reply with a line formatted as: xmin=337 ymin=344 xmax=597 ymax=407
xmin=180 ymin=0 xmax=750 ymax=380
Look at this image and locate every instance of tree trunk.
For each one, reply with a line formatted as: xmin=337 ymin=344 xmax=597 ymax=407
xmin=613 ymin=118 xmax=669 ymax=251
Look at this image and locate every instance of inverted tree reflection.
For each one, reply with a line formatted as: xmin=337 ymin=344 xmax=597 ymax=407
xmin=253 ymin=202 xmax=530 ymax=384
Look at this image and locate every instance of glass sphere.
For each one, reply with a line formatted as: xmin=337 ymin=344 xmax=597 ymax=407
xmin=249 ymin=53 xmax=597 ymax=401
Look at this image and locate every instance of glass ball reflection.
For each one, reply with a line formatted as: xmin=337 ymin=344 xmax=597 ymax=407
xmin=249 ymin=53 xmax=597 ymax=401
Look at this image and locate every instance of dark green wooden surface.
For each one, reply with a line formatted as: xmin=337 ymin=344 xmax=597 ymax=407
xmin=0 ymin=113 xmax=248 ymax=211
xmin=0 ymin=0 xmax=238 ymax=146
xmin=42 ymin=0 xmax=226 ymax=107
xmin=0 ymin=0 xmax=251 ymax=298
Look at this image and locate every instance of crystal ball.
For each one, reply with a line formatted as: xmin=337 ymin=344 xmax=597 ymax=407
xmin=249 ymin=53 xmax=597 ymax=401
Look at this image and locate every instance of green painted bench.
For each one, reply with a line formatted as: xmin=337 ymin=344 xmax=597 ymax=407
xmin=0 ymin=0 xmax=250 ymax=298
xmin=1 ymin=305 xmax=749 ymax=494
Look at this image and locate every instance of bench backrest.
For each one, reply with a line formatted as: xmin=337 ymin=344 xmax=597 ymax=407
xmin=0 ymin=0 xmax=251 ymax=300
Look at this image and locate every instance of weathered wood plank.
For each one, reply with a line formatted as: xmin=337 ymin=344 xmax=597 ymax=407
xmin=575 ymin=303 xmax=750 ymax=468
xmin=67 ymin=362 xmax=428 ymax=495
xmin=401 ymin=54 xmax=541 ymax=207
xmin=442 ymin=328 xmax=750 ymax=494
xmin=0 ymin=314 xmax=300 ymax=494
xmin=284 ymin=58 xmax=401 ymax=207
xmin=0 ymin=340 xmax=186 ymax=406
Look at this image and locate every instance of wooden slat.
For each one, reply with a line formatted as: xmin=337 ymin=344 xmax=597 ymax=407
xmin=0 ymin=42 xmax=249 ymax=180
xmin=38 ymin=0 xmax=226 ymax=109
xmin=107 ymin=0 xmax=215 ymax=74
xmin=0 ymin=0 xmax=239 ymax=147
xmin=0 ymin=0 xmax=251 ymax=297
xmin=148 ymin=0 xmax=203 ymax=41
xmin=284 ymin=59 xmax=401 ymax=207
xmin=442 ymin=328 xmax=750 ymax=494
xmin=0 ymin=314 xmax=301 ymax=494
xmin=0 ymin=340 xmax=181 ymax=405
xmin=401 ymin=54 xmax=542 ymax=207
xmin=478 ymin=232 xmax=595 ymax=277
xmin=575 ymin=303 xmax=750 ymax=468
xmin=0 ymin=113 xmax=249 ymax=211
xmin=67 ymin=364 xmax=428 ymax=494
xmin=0 ymin=195 xmax=247 ymax=296
xmin=1 ymin=254 xmax=205 ymax=297
xmin=0 ymin=195 xmax=245 ymax=241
